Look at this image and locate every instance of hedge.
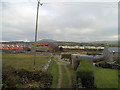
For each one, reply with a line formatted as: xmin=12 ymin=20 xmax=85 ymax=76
xmin=2 ymin=66 xmax=52 ymax=88
xmin=61 ymin=53 xmax=71 ymax=59
xmin=76 ymin=61 xmax=95 ymax=88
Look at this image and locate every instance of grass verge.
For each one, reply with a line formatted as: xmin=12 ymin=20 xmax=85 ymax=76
xmin=48 ymin=57 xmax=59 ymax=88
xmin=61 ymin=65 xmax=69 ymax=88
xmin=67 ymin=65 xmax=76 ymax=88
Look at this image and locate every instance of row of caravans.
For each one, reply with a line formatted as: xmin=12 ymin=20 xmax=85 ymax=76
xmin=59 ymin=45 xmax=104 ymax=50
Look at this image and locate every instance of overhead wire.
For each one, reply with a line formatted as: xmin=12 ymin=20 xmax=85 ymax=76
xmin=40 ymin=2 xmax=118 ymax=8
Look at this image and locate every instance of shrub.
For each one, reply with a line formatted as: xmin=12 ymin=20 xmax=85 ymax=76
xmin=76 ymin=61 xmax=95 ymax=88
xmin=98 ymin=62 xmax=120 ymax=70
xmin=2 ymin=66 xmax=21 ymax=88
xmin=2 ymin=66 xmax=52 ymax=88
xmin=77 ymin=71 xmax=94 ymax=88
xmin=61 ymin=54 xmax=71 ymax=59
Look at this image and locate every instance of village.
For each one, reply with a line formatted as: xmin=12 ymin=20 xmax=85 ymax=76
xmin=1 ymin=40 xmax=120 ymax=89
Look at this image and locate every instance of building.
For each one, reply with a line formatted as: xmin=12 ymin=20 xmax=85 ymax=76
xmin=2 ymin=45 xmax=22 ymax=50
xmin=103 ymin=46 xmax=119 ymax=61
xmin=59 ymin=45 xmax=104 ymax=50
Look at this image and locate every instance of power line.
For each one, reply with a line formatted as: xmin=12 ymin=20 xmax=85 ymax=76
xmin=41 ymin=2 xmax=117 ymax=8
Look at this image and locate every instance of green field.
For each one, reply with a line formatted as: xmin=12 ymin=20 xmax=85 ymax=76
xmin=2 ymin=54 xmax=49 ymax=71
xmin=77 ymin=61 xmax=118 ymax=88
xmin=94 ymin=67 xmax=118 ymax=88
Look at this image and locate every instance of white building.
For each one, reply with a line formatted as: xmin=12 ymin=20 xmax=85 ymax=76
xmin=103 ymin=46 xmax=119 ymax=61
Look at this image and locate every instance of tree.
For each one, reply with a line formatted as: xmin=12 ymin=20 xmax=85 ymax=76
xmin=59 ymin=47 xmax=63 ymax=51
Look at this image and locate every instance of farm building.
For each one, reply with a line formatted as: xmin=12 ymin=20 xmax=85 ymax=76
xmin=2 ymin=44 xmax=23 ymax=53
xmin=71 ymin=54 xmax=93 ymax=70
xmin=2 ymin=45 xmax=22 ymax=50
xmin=103 ymin=46 xmax=119 ymax=61
xmin=59 ymin=45 xmax=104 ymax=50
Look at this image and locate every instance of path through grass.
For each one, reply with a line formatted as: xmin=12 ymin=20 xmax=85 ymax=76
xmin=61 ymin=65 xmax=69 ymax=88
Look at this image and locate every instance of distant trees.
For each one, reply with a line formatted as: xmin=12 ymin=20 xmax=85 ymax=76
xmin=23 ymin=47 xmax=31 ymax=51
xmin=59 ymin=47 xmax=63 ymax=51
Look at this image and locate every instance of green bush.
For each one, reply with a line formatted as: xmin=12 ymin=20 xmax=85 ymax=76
xmin=2 ymin=66 xmax=52 ymax=88
xmin=76 ymin=61 xmax=95 ymax=88
xmin=61 ymin=54 xmax=71 ymax=59
xmin=77 ymin=71 xmax=94 ymax=88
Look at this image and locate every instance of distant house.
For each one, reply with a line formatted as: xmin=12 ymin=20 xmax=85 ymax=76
xmin=2 ymin=44 xmax=22 ymax=50
xmin=103 ymin=46 xmax=119 ymax=61
xmin=35 ymin=43 xmax=51 ymax=52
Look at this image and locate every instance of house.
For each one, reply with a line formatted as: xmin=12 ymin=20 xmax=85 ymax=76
xmin=103 ymin=46 xmax=119 ymax=61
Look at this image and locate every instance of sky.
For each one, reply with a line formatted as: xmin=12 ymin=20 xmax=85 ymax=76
xmin=1 ymin=0 xmax=119 ymax=42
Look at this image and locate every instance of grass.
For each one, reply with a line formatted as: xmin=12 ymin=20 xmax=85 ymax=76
xmin=77 ymin=60 xmax=93 ymax=72
xmin=77 ymin=60 xmax=118 ymax=88
xmin=94 ymin=67 xmax=118 ymax=88
xmin=61 ymin=65 xmax=69 ymax=88
xmin=48 ymin=57 xmax=59 ymax=88
xmin=67 ymin=65 xmax=76 ymax=88
xmin=2 ymin=53 xmax=49 ymax=71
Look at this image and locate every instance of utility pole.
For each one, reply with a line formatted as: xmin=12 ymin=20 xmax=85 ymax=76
xmin=33 ymin=0 xmax=43 ymax=71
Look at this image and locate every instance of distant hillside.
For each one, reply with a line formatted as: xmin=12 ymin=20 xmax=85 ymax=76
xmin=92 ymin=41 xmax=118 ymax=45
xmin=38 ymin=39 xmax=57 ymax=43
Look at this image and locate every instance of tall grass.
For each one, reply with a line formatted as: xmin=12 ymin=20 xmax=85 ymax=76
xmin=61 ymin=65 xmax=68 ymax=88
xmin=67 ymin=65 xmax=77 ymax=88
xmin=48 ymin=57 xmax=59 ymax=88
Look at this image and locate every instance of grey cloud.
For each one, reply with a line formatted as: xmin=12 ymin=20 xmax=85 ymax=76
xmin=2 ymin=2 xmax=118 ymax=42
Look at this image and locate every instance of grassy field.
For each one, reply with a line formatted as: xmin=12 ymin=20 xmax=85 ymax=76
xmin=77 ymin=61 xmax=118 ymax=88
xmin=48 ymin=57 xmax=59 ymax=88
xmin=94 ymin=67 xmax=118 ymax=88
xmin=2 ymin=54 xmax=49 ymax=71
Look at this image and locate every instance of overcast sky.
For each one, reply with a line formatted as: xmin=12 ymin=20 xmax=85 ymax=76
xmin=1 ymin=0 xmax=118 ymax=42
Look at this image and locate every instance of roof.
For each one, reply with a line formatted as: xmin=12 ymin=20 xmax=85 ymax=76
xmin=39 ymin=43 xmax=49 ymax=46
xmin=108 ymin=47 xmax=120 ymax=53
xmin=94 ymin=55 xmax=104 ymax=59
xmin=72 ymin=54 xmax=93 ymax=58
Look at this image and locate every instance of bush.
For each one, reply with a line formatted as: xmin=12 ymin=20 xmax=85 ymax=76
xmin=61 ymin=54 xmax=71 ymax=59
xmin=2 ymin=66 xmax=21 ymax=88
xmin=97 ymin=62 xmax=120 ymax=70
xmin=76 ymin=61 xmax=95 ymax=88
xmin=2 ymin=66 xmax=52 ymax=88
xmin=77 ymin=71 xmax=94 ymax=88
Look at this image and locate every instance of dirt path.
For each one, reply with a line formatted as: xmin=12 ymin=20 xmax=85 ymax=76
xmin=57 ymin=64 xmax=62 ymax=88
xmin=64 ymin=65 xmax=72 ymax=88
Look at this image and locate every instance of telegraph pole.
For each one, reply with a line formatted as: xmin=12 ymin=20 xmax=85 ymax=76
xmin=34 ymin=0 xmax=43 ymax=71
